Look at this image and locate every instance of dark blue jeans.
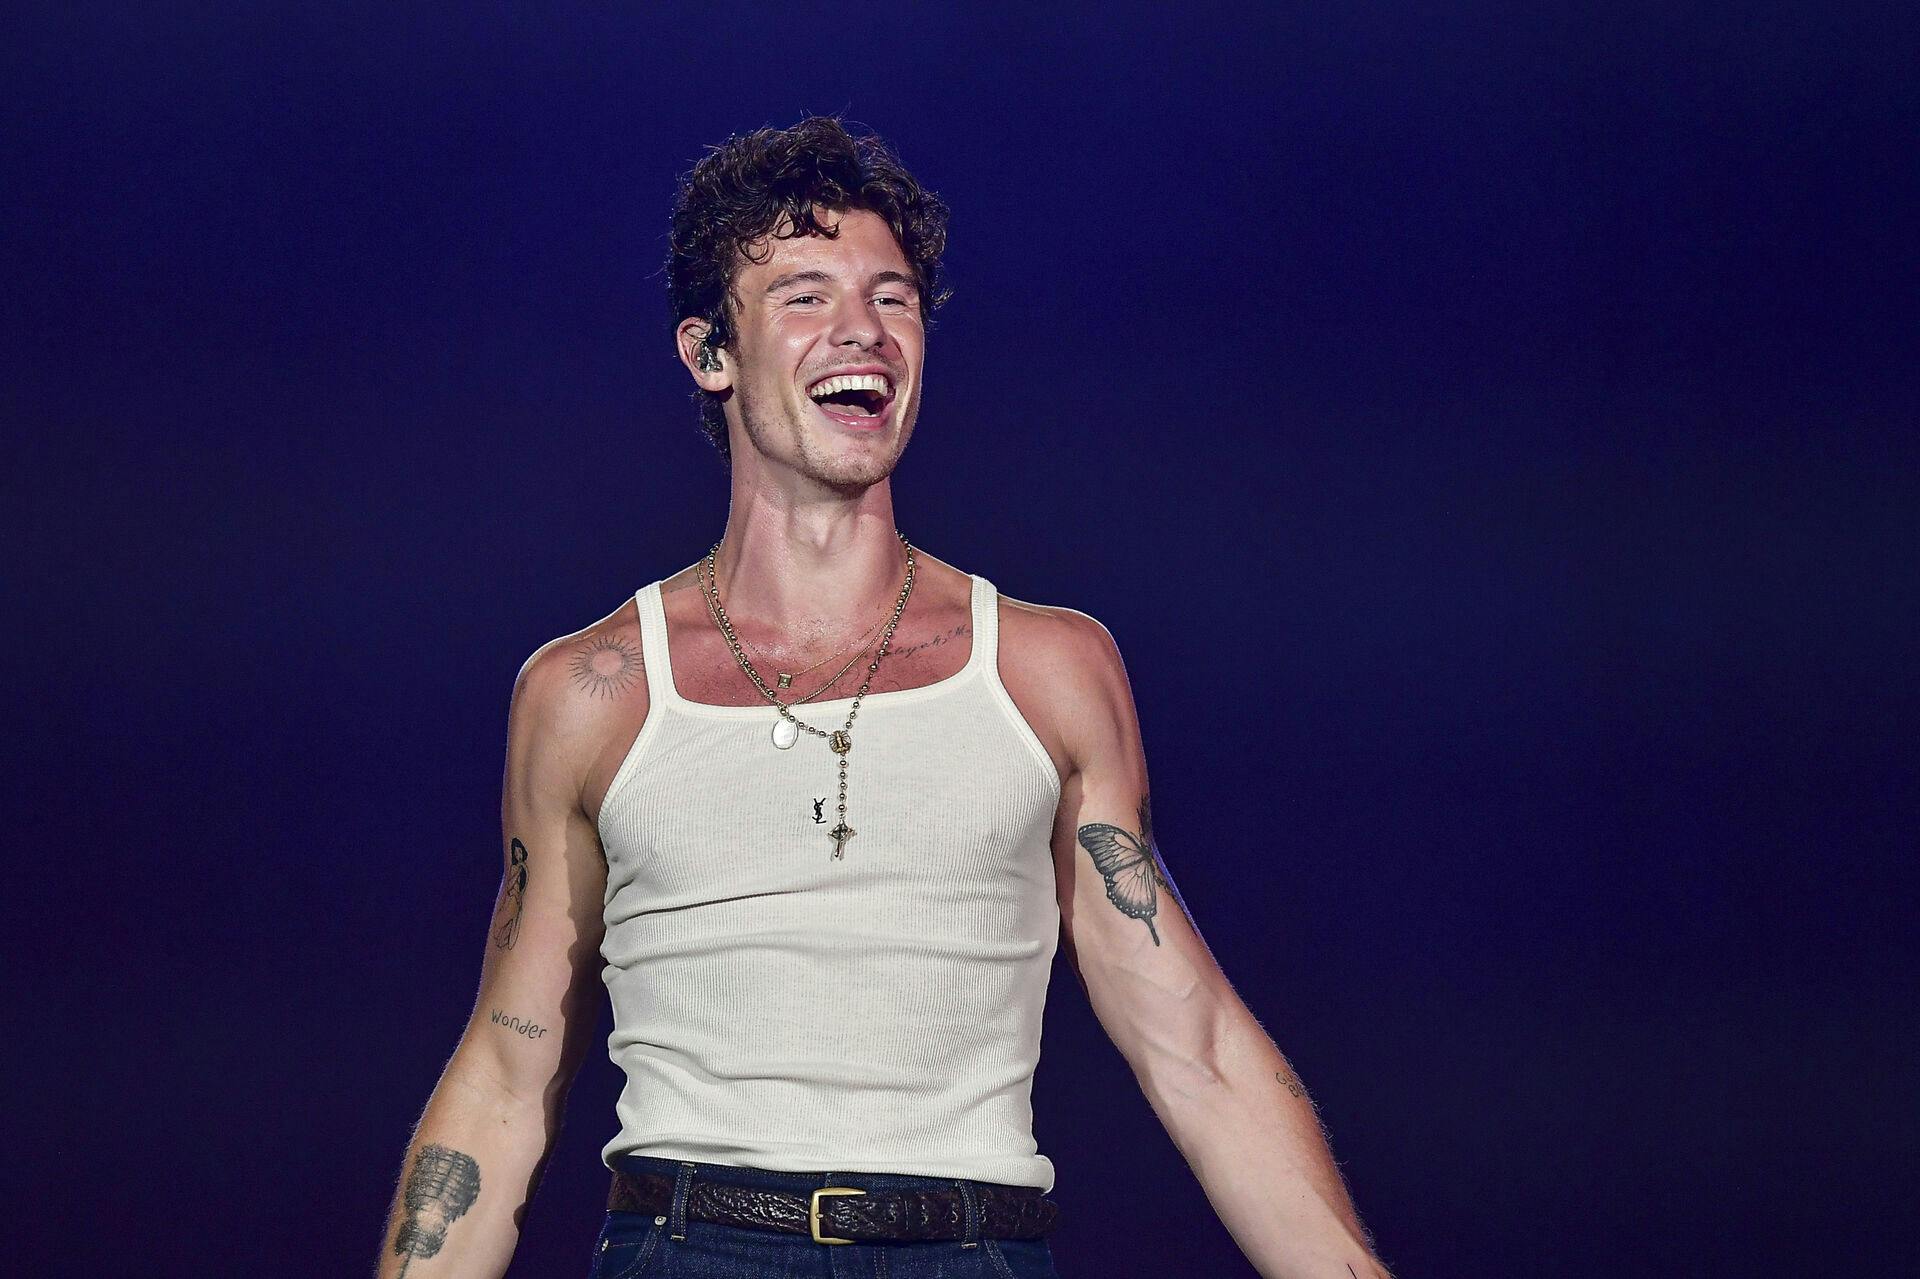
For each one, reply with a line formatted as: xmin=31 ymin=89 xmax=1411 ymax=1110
xmin=589 ymin=1154 xmax=1062 ymax=1279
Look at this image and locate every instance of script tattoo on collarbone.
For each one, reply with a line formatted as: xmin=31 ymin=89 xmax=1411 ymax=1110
xmin=567 ymin=632 xmax=643 ymax=699
xmin=883 ymin=622 xmax=970 ymax=662
xmin=393 ymin=1143 xmax=481 ymax=1275
xmin=1075 ymin=793 xmax=1172 ymax=946
xmin=491 ymin=837 xmax=527 ymax=950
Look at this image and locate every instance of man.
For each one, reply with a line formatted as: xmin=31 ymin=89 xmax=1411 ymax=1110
xmin=377 ymin=116 xmax=1388 ymax=1279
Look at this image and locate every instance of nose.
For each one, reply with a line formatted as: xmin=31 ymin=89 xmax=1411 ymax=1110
xmin=828 ymin=295 xmax=886 ymax=351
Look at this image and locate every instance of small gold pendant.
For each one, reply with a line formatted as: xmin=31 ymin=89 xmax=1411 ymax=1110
xmin=828 ymin=730 xmax=852 ymax=755
xmin=828 ymin=822 xmax=856 ymax=859
xmin=777 ymin=672 xmax=792 ymax=689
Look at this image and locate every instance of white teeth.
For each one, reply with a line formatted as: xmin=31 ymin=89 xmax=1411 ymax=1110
xmin=807 ymin=372 xmax=893 ymax=399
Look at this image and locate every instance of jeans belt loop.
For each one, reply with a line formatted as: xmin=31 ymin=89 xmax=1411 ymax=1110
xmin=956 ymin=1179 xmax=982 ymax=1249
xmin=668 ymin=1161 xmax=696 ymax=1241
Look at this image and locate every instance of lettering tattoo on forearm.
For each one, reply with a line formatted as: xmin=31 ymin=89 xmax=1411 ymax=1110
xmin=1276 ymin=1062 xmax=1337 ymax=1149
xmin=393 ymin=1143 xmax=481 ymax=1276
xmin=568 ymin=634 xmax=643 ymax=699
xmin=491 ymin=837 xmax=528 ymax=950
xmin=1076 ymin=793 xmax=1172 ymax=946
xmin=489 ymin=1007 xmax=550 ymax=1040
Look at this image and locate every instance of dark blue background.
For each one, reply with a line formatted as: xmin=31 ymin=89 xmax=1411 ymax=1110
xmin=7 ymin=4 xmax=1914 ymax=1275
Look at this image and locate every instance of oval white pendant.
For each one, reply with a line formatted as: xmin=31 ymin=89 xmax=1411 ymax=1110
xmin=771 ymin=717 xmax=799 ymax=750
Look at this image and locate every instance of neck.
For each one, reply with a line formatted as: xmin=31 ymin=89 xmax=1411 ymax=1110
xmin=708 ymin=481 xmax=908 ymax=633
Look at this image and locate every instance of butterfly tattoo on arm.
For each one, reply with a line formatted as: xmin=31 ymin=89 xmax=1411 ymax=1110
xmin=1076 ymin=794 xmax=1171 ymax=946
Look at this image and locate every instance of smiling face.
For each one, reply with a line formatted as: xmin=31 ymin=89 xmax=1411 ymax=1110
xmin=681 ymin=207 xmax=926 ymax=491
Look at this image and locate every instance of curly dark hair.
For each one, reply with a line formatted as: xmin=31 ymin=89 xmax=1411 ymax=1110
xmin=666 ymin=116 xmax=952 ymax=462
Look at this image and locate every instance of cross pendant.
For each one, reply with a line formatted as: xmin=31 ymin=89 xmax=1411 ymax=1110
xmin=828 ymin=822 xmax=856 ymax=859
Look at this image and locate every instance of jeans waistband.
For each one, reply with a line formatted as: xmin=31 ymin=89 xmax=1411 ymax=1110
xmin=611 ymin=1153 xmax=1043 ymax=1199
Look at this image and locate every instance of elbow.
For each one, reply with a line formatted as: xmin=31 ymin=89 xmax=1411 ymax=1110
xmin=1109 ymin=985 xmax=1236 ymax=1104
xmin=447 ymin=1036 xmax=568 ymax=1120
xmin=1140 ymin=1034 xmax=1232 ymax=1105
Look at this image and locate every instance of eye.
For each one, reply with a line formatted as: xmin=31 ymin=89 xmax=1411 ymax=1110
xmin=786 ymin=293 xmax=823 ymax=306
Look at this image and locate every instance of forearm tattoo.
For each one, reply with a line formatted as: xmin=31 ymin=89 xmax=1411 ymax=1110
xmin=393 ymin=1143 xmax=481 ymax=1275
xmin=491 ymin=837 xmax=527 ymax=950
xmin=489 ymin=1007 xmax=550 ymax=1040
xmin=1076 ymin=793 xmax=1172 ymax=946
xmin=567 ymin=633 xmax=642 ymax=699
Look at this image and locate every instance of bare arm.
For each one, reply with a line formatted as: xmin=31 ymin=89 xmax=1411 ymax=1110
xmin=1042 ymin=610 xmax=1388 ymax=1279
xmin=375 ymin=638 xmax=618 ymax=1277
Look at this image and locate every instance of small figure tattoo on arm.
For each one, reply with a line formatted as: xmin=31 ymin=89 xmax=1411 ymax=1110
xmin=491 ymin=837 xmax=527 ymax=950
xmin=393 ymin=1143 xmax=481 ymax=1276
xmin=1076 ymin=793 xmax=1172 ymax=946
xmin=567 ymin=633 xmax=642 ymax=699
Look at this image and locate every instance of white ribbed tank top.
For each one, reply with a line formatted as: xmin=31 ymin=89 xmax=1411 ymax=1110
xmin=596 ymin=573 xmax=1063 ymax=1190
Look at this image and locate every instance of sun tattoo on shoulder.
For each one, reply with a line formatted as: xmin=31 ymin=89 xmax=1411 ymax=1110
xmin=568 ymin=634 xmax=642 ymax=699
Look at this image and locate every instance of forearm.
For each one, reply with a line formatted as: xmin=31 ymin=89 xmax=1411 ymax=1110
xmin=1138 ymin=999 xmax=1387 ymax=1279
xmin=376 ymin=1054 xmax=557 ymax=1279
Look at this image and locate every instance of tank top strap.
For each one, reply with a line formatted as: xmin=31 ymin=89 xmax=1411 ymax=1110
xmin=968 ymin=573 xmax=999 ymax=675
xmin=633 ymin=581 xmax=682 ymax=709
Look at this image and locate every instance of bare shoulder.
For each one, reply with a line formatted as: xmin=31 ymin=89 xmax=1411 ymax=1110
xmin=994 ymin=588 xmax=1134 ymax=780
xmin=506 ymin=595 xmax=653 ymax=822
xmin=514 ymin=596 xmax=650 ymax=727
xmin=998 ymin=589 xmax=1128 ymax=684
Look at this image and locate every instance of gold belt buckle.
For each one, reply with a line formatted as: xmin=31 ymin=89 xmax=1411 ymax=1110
xmin=809 ymin=1186 xmax=868 ymax=1244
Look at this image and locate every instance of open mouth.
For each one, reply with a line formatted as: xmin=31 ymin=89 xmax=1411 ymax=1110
xmin=807 ymin=371 xmax=896 ymax=426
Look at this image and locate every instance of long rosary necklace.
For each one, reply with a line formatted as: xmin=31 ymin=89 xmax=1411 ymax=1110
xmin=697 ymin=532 xmax=916 ymax=860
xmin=697 ymin=560 xmax=888 ymax=704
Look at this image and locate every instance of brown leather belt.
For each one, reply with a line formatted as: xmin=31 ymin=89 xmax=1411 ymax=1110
xmin=607 ymin=1167 xmax=1060 ymax=1244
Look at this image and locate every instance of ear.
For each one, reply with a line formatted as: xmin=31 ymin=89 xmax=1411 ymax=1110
xmin=675 ymin=317 xmax=733 ymax=394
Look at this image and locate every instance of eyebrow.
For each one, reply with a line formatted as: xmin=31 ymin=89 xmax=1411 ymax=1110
xmin=762 ymin=269 xmax=921 ymax=295
xmin=763 ymin=270 xmax=830 ymax=295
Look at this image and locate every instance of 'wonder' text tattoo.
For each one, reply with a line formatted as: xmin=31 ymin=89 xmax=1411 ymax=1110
xmin=568 ymin=633 xmax=643 ymax=699
xmin=489 ymin=1007 xmax=550 ymax=1040
xmin=1076 ymin=793 xmax=1170 ymax=946
xmin=491 ymin=837 xmax=527 ymax=950
xmin=393 ymin=1143 xmax=481 ymax=1275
